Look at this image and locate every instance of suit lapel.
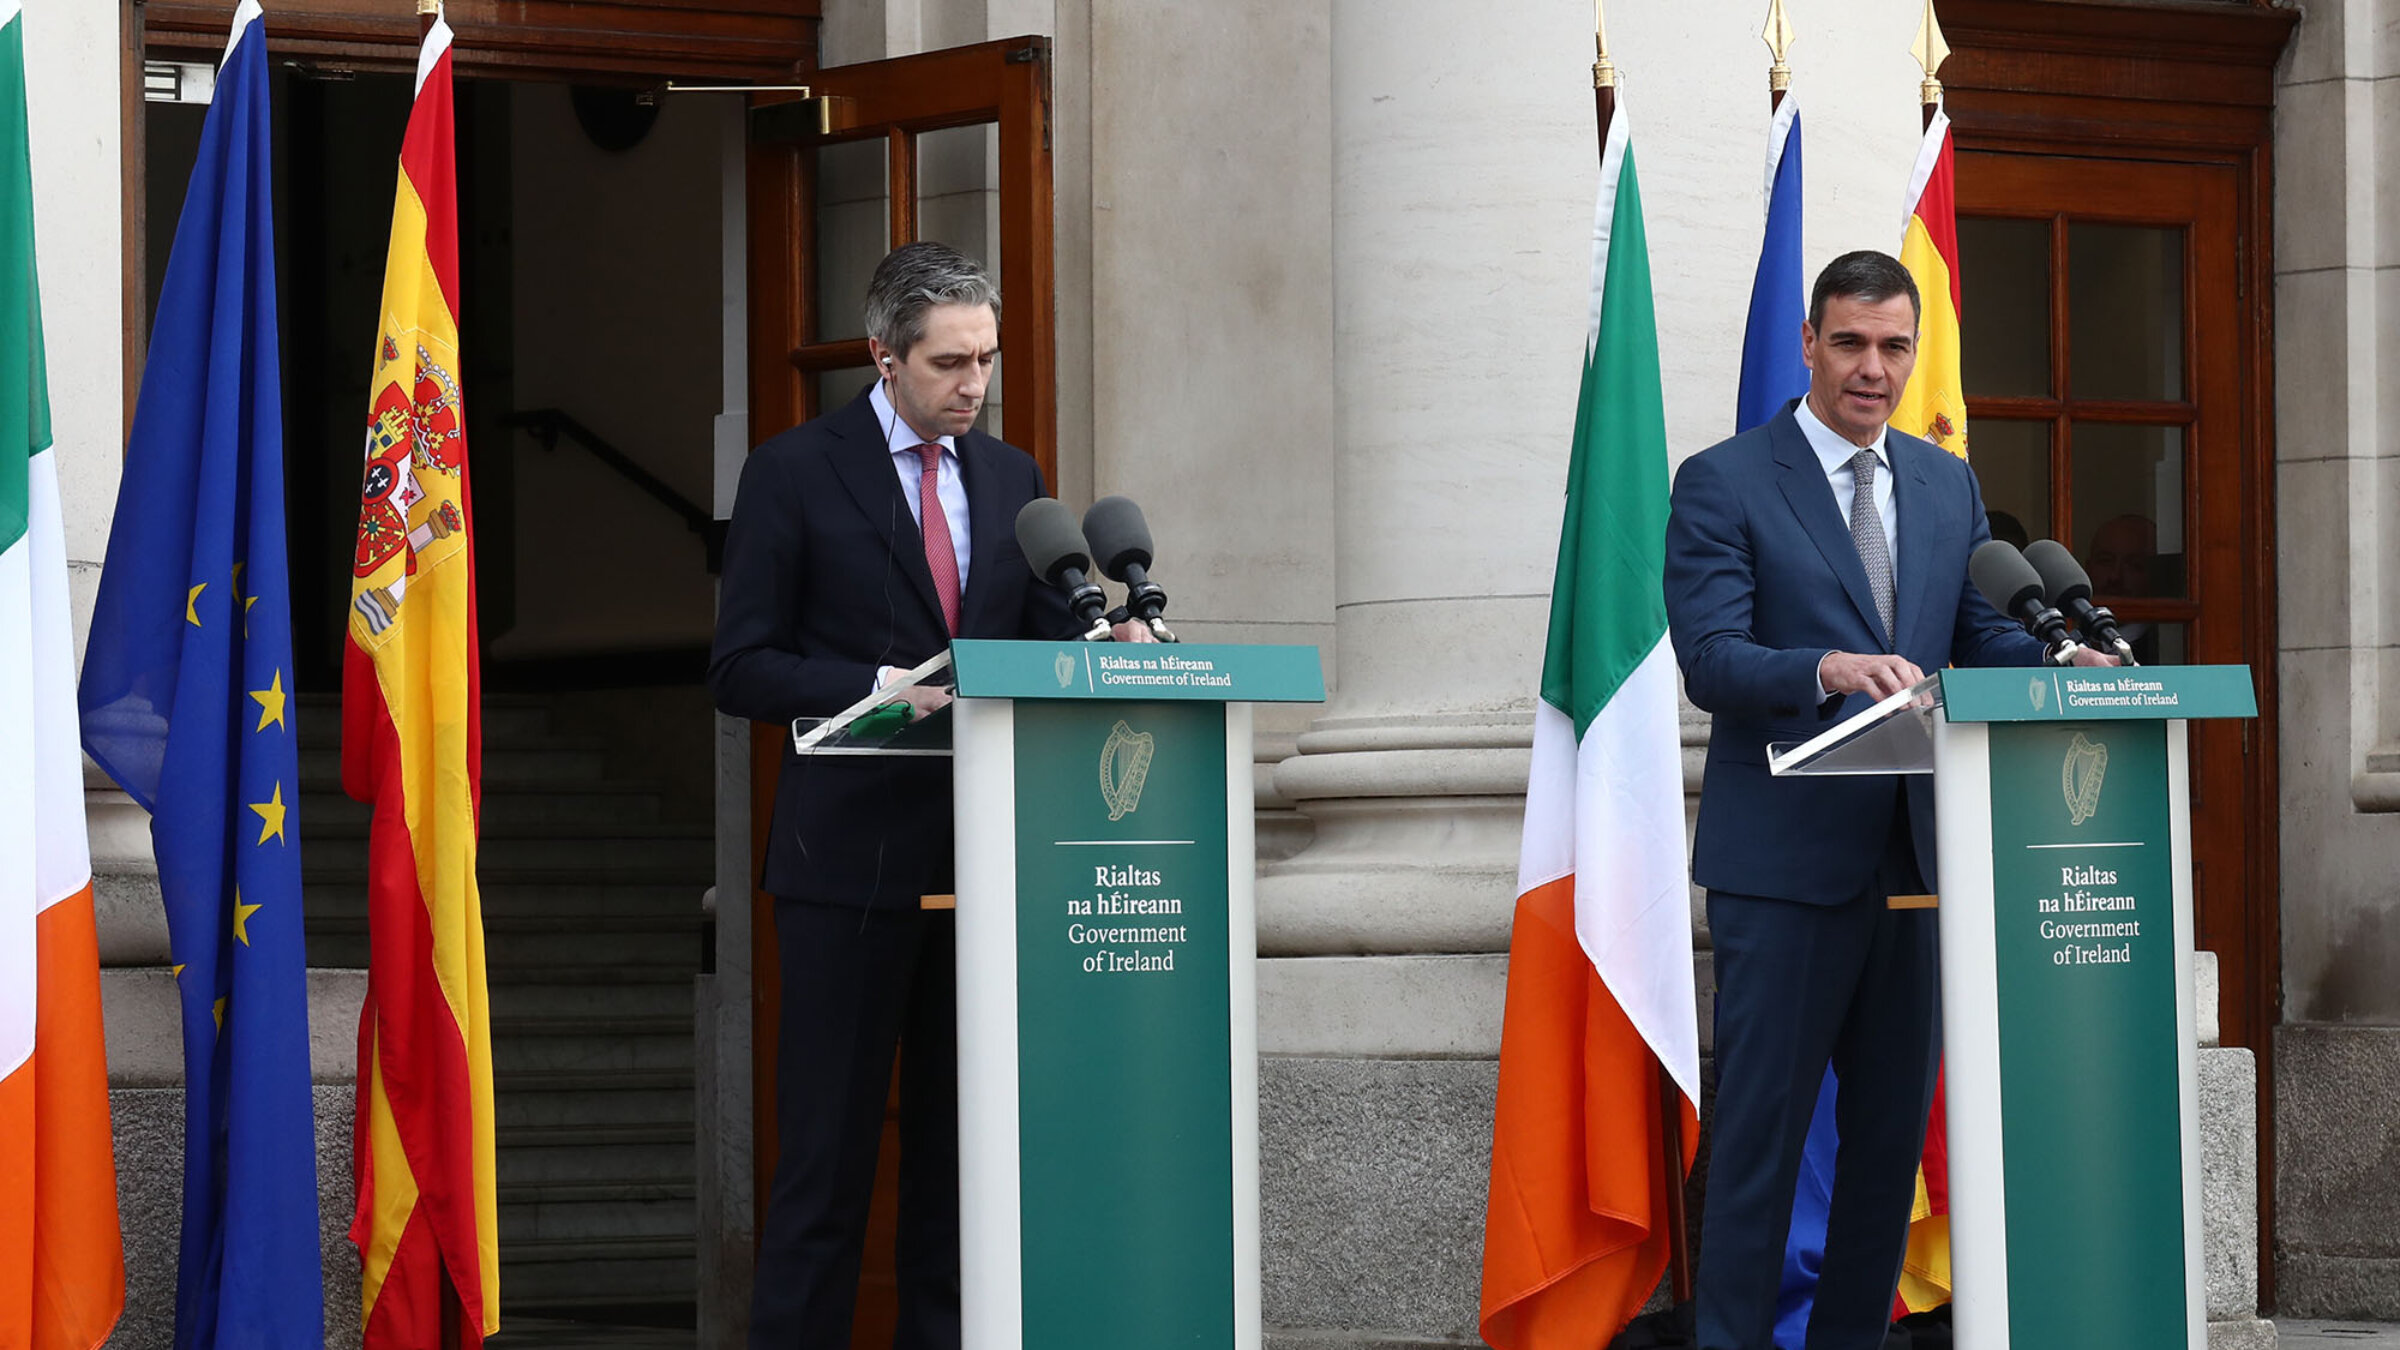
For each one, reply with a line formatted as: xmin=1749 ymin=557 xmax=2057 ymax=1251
xmin=1890 ymin=437 xmax=1936 ymax=657
xmin=1771 ymin=410 xmax=1890 ymax=647
xmin=955 ymin=432 xmax=1015 ymax=636
xmin=824 ymin=391 xmax=946 ymax=628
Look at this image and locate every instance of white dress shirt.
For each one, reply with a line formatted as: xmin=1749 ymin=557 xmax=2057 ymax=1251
xmin=1795 ymin=399 xmax=1899 ymax=698
xmin=869 ymin=378 xmax=973 ymax=593
xmin=870 ymin=379 xmax=973 ymax=694
xmin=1795 ymin=397 xmax=1898 ymax=566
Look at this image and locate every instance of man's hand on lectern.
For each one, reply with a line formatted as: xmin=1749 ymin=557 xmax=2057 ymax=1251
xmin=1818 ymin=651 xmax=1927 ymax=701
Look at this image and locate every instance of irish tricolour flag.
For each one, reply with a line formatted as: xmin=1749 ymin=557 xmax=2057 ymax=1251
xmin=1 ymin=4 xmax=127 ymax=1345
xmin=1479 ymin=103 xmax=1699 ymax=1350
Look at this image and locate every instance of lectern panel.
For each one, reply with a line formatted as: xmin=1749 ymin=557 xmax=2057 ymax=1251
xmin=1011 ymin=699 xmax=1236 ymax=1348
xmin=1986 ymin=720 xmax=2188 ymax=1345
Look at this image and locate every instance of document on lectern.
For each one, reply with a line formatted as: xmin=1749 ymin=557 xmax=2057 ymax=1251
xmin=790 ymin=649 xmax=955 ymax=756
xmin=1766 ymin=672 xmax=1945 ymax=777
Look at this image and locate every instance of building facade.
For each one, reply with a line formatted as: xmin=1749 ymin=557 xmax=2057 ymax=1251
xmin=24 ymin=0 xmax=2397 ymax=1345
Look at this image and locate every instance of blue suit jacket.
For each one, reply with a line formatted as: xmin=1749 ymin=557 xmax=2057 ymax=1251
xmin=1663 ymin=404 xmax=2044 ymax=904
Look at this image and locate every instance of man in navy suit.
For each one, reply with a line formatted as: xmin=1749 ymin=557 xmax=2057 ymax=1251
xmin=1664 ymin=251 xmax=2112 ymax=1350
xmin=711 ymin=242 xmax=1114 ymax=1349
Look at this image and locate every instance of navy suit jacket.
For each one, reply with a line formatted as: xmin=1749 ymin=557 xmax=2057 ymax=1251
xmin=1663 ymin=404 xmax=2044 ymax=904
xmin=708 ymin=387 xmax=1074 ymax=905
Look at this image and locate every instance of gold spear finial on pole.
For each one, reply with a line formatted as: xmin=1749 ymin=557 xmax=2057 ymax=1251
xmin=1762 ymin=0 xmax=1795 ymax=97
xmin=1592 ymin=0 xmax=1617 ymax=90
xmin=1910 ymin=0 xmax=1950 ymax=108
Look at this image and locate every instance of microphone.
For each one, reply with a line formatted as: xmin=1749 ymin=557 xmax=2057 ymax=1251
xmin=1081 ymin=495 xmax=1177 ymax=641
xmin=1969 ymin=539 xmax=2083 ymax=665
xmin=2022 ymin=538 xmax=2137 ymax=665
xmin=1013 ymin=498 xmax=1112 ymax=640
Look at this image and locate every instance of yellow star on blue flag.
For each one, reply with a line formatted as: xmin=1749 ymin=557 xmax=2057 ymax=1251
xmin=249 ymin=782 xmax=287 ymax=845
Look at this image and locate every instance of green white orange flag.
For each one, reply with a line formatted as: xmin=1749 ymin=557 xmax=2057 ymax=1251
xmin=1893 ymin=102 xmax=1966 ymax=460
xmin=343 ymin=10 xmax=498 ymax=1345
xmin=0 ymin=3 xmax=127 ymax=1344
xmin=1479 ymin=103 xmax=1699 ymax=1350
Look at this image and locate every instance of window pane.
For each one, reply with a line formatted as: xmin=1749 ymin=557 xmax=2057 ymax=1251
xmin=2110 ymin=621 xmax=2185 ymax=668
xmin=2071 ymin=423 xmax=2185 ymax=599
xmin=915 ymin=123 xmax=1003 ymax=439
xmin=1970 ymin=418 xmax=2050 ymax=546
xmin=815 ymin=365 xmax=877 ymax=421
xmin=1959 ymin=217 xmax=2050 ymax=397
xmin=2068 ymin=224 xmax=2183 ymax=402
xmin=813 ymin=137 xmax=889 ymax=343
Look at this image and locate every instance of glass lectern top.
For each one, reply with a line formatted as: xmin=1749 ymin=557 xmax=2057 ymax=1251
xmin=1766 ymin=673 xmax=1945 ymax=777
xmin=790 ymin=650 xmax=955 ymax=758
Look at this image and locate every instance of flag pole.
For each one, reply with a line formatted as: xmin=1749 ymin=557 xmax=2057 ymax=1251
xmin=1911 ymin=0 xmax=1949 ymax=131
xmin=1763 ymin=0 xmax=1794 ymax=113
xmin=1591 ymin=0 xmax=1616 ymax=150
xmin=1591 ymin=8 xmax=1692 ymax=1302
xmin=422 ymin=10 xmax=465 ymax=1346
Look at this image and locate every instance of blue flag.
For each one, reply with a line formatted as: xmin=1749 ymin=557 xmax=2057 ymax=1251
xmin=1732 ymin=96 xmax=1839 ymax=1350
xmin=1737 ymin=100 xmax=1808 ymax=434
xmin=76 ymin=6 xmax=324 ymax=1346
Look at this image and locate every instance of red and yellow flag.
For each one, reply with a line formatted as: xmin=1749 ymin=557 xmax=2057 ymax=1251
xmin=341 ymin=12 xmax=497 ymax=1346
xmin=1891 ymin=101 xmax=1963 ymax=1314
xmin=1893 ymin=102 xmax=1966 ymax=461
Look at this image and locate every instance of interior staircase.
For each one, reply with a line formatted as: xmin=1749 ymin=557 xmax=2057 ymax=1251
xmin=298 ymin=691 xmax=711 ymax=1324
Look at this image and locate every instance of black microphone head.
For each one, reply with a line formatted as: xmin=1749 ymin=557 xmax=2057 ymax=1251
xmin=1970 ymin=539 xmax=2046 ymax=616
xmin=1014 ymin=498 xmax=1092 ymax=587
xmin=1081 ymin=495 xmax=1155 ymax=581
xmin=2021 ymin=538 xmax=2095 ymax=606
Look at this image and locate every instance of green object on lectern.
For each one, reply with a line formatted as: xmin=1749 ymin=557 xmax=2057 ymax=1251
xmin=849 ymin=701 xmax=915 ymax=741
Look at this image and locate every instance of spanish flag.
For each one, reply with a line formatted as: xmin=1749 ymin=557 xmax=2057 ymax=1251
xmin=1 ymin=4 xmax=126 ymax=1342
xmin=343 ymin=10 xmax=498 ymax=1345
xmin=1889 ymin=100 xmax=1964 ymax=1316
xmin=1893 ymin=101 xmax=1965 ymax=461
xmin=1479 ymin=102 xmax=1699 ymax=1350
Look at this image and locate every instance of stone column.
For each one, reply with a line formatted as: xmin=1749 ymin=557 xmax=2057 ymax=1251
xmin=1249 ymin=5 xmax=1607 ymax=1344
xmin=1257 ymin=0 xmax=1596 ymax=985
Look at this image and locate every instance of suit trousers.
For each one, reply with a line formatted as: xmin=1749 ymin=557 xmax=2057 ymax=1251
xmin=751 ymin=897 xmax=960 ymax=1350
xmin=1695 ymin=807 xmax=1942 ymax=1350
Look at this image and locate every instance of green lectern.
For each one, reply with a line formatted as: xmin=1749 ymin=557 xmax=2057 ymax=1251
xmin=938 ymin=639 xmax=1324 ymax=1350
xmin=1770 ymin=664 xmax=2257 ymax=1350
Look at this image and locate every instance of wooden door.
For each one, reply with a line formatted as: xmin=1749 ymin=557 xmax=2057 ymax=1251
xmin=743 ymin=37 xmax=1056 ymax=1348
xmin=1953 ymin=152 xmax=2273 ymax=1055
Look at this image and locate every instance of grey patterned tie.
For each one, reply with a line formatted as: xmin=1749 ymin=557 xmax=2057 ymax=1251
xmin=1848 ymin=448 xmax=1896 ymax=642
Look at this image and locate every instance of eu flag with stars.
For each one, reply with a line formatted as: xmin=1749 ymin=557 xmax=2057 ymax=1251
xmin=76 ymin=6 xmax=324 ymax=1346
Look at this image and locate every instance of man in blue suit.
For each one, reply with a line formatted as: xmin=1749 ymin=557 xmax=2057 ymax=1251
xmin=1664 ymin=251 xmax=2112 ymax=1349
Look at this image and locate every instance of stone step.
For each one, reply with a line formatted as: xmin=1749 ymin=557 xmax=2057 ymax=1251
xmin=299 ymin=873 xmax=709 ymax=918
xmin=498 ymin=1185 xmax=695 ymax=1245
xmin=495 ymin=1083 xmax=694 ymax=1132
xmin=299 ymin=830 xmax=713 ymax=875
xmin=490 ymin=1017 xmax=694 ymax=1076
xmin=299 ymin=744 xmax=611 ymax=789
xmin=303 ymin=929 xmax=703 ymax=973
xmin=498 ymin=1121 xmax=693 ymax=1187
xmin=489 ymin=980 xmax=692 ymax=1021
xmin=496 ymin=1235 xmax=694 ymax=1307
xmin=293 ymin=693 xmax=559 ymax=748
xmin=302 ymin=785 xmax=666 ymax=833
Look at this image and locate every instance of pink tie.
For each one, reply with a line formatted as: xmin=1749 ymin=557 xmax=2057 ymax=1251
xmin=913 ymin=444 xmax=963 ymax=635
